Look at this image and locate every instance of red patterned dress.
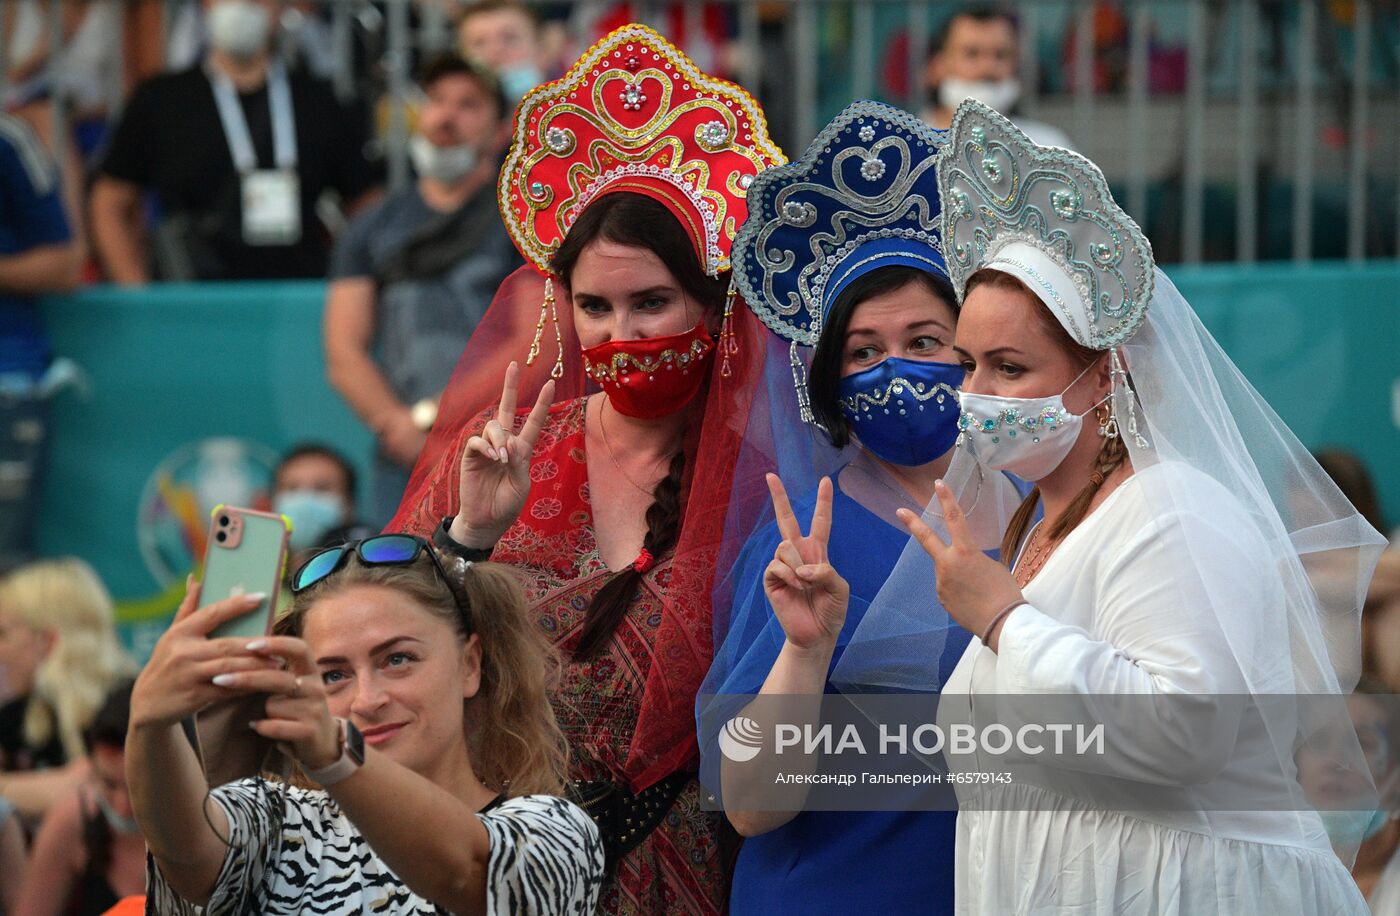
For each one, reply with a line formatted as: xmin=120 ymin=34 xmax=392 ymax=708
xmin=486 ymin=396 xmax=726 ymax=915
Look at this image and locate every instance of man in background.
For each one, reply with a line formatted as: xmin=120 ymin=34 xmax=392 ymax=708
xmin=923 ymin=4 xmax=1075 ymax=151
xmin=324 ymin=54 xmax=518 ymax=526
xmin=0 ymin=112 xmax=79 ymax=571
xmin=272 ymin=443 xmax=373 ymax=563
xmin=457 ymin=0 xmax=549 ymax=104
xmin=90 ymin=0 xmax=378 ymax=283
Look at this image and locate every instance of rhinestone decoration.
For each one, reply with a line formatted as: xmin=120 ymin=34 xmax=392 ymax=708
xmin=544 ymin=127 xmax=572 ymax=154
xmin=620 ymin=81 xmax=647 ymax=110
xmin=696 ymin=120 xmax=731 ymax=151
xmin=1051 ymin=188 xmax=1080 ymax=219
xmin=529 ymin=180 xmax=547 ymax=198
xmin=860 ymin=157 xmax=886 ymax=181
xmin=981 ymin=156 xmax=1001 ymax=180
xmin=841 ymin=378 xmax=955 ymax=417
xmin=858 ymin=124 xmax=876 ymax=142
xmin=957 ymin=403 xmax=1071 ymax=445
xmin=738 ymin=173 xmax=753 ymax=189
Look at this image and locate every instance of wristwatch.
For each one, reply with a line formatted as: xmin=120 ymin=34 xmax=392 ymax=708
xmin=434 ymin=517 xmax=495 ymax=562
xmin=305 ymin=718 xmax=365 ymax=787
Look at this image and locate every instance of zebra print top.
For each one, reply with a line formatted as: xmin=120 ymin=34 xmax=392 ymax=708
xmin=144 ymin=778 xmax=603 ymax=915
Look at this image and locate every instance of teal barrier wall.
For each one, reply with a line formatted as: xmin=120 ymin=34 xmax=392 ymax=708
xmin=34 ymin=262 xmax=1400 ymax=655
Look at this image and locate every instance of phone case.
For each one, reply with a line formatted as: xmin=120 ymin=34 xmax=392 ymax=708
xmin=202 ymin=505 xmax=291 ymax=641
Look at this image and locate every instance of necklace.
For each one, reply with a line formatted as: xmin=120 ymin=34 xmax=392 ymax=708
xmin=597 ymin=400 xmax=673 ymax=497
xmin=1013 ymin=520 xmax=1056 ymax=588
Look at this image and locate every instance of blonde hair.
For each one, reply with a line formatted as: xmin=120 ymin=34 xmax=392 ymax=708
xmin=278 ymin=552 xmax=568 ymax=798
xmin=0 ymin=559 xmax=136 ymax=762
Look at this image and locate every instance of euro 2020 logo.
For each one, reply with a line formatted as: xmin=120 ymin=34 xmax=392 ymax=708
xmin=719 ymin=716 xmax=763 ymax=762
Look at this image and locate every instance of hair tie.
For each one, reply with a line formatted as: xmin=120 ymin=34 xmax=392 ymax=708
xmin=632 ymin=549 xmax=655 ymax=574
xmin=1089 ymin=471 xmax=1106 ymax=487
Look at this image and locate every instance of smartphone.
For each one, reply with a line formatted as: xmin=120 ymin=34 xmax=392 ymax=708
xmin=201 ymin=505 xmax=291 ymax=641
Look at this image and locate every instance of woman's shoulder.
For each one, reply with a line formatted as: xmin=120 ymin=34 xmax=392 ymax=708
xmin=1090 ymin=460 xmax=1267 ymax=565
xmin=484 ymin=793 xmax=598 ymax=836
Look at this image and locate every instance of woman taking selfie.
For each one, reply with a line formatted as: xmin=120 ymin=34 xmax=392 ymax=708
xmin=126 ymin=534 xmax=603 ymax=914
xmin=391 ymin=25 xmax=784 ymax=913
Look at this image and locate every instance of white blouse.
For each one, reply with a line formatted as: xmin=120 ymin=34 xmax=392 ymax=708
xmin=943 ymin=461 xmax=1368 ymax=916
xmin=146 ymin=778 xmax=604 ymax=915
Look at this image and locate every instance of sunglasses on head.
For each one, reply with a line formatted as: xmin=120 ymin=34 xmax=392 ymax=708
xmin=291 ymin=534 xmax=470 ymax=621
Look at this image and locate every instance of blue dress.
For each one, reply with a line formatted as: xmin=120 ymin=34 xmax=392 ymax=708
xmin=702 ymin=469 xmax=977 ymax=916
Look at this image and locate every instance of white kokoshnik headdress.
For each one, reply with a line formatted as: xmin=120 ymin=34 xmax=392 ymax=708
xmin=939 ymin=99 xmax=1151 ymax=449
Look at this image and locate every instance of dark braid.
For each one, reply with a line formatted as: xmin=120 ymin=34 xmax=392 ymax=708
xmin=573 ymin=449 xmax=687 ymax=660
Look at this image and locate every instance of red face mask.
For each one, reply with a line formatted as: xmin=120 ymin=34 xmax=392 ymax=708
xmin=580 ymin=322 xmax=716 ymax=419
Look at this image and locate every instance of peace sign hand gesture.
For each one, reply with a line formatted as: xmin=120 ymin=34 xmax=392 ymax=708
xmin=895 ymin=479 xmax=1025 ymax=650
xmin=762 ymin=475 xmax=850 ymax=653
xmin=450 ymin=362 xmax=555 ymax=549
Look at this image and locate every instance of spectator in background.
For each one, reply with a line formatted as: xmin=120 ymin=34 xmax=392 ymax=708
xmin=1343 ymin=679 xmax=1400 ymax=913
xmin=0 ymin=112 xmax=79 ymax=572
xmin=457 ymin=0 xmax=548 ymax=103
xmin=1316 ymin=447 xmax=1393 ymax=544
xmin=0 ymin=558 xmax=136 ymax=822
xmin=272 ymin=443 xmax=375 ymax=560
xmin=326 ymin=54 xmax=518 ymax=527
xmin=1363 ymin=551 xmax=1400 ymax=693
xmin=0 ymin=798 xmax=26 ymax=911
xmin=922 ymin=4 xmax=1075 ymax=150
xmin=14 ymin=681 xmax=144 ymax=916
xmin=89 ymin=0 xmax=379 ymax=283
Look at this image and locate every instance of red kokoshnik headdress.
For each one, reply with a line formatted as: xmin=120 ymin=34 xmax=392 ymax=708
xmin=390 ymin=25 xmax=785 ymax=791
xmin=500 ymin=23 xmax=783 ymax=377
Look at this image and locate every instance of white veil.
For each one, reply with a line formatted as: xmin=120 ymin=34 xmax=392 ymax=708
xmin=841 ymin=100 xmax=1388 ymax=867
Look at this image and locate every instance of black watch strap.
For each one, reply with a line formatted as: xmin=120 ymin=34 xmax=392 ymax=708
xmin=434 ymin=517 xmax=496 ymax=562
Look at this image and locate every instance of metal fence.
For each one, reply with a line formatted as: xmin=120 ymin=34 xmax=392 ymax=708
xmin=4 ymin=0 xmax=1397 ymax=264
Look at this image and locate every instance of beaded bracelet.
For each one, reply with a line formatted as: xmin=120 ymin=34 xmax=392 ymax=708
xmin=981 ymin=599 xmax=1028 ymax=645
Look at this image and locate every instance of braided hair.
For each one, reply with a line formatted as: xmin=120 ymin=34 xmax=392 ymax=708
xmin=550 ymin=193 xmax=728 ymax=660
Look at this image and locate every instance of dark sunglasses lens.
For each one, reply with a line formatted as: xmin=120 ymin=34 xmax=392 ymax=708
xmin=360 ymin=535 xmax=421 ymax=564
xmin=295 ymin=548 xmax=344 ymax=591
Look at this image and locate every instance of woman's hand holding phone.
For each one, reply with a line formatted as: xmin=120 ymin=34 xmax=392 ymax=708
xmin=130 ymin=577 xmax=340 ymax=770
xmin=129 ymin=577 xmax=286 ymax=731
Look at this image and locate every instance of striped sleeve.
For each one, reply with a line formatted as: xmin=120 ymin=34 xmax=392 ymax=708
xmin=145 ymin=779 xmax=283 ymax=915
xmin=480 ymin=795 xmax=604 ymax=916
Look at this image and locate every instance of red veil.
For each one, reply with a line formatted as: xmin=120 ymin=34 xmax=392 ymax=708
xmin=388 ymin=24 xmax=785 ymax=791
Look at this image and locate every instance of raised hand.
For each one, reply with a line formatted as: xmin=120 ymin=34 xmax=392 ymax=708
xmin=450 ymin=362 xmax=555 ymax=549
xmin=762 ymin=475 xmax=850 ymax=652
xmin=219 ymin=636 xmax=341 ymax=771
xmin=129 ymin=577 xmax=286 ymax=730
xmin=895 ymin=479 xmax=1024 ymax=648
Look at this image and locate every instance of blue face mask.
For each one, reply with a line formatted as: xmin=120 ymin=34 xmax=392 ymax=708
xmin=838 ymin=357 xmax=963 ymax=466
xmin=499 ymin=64 xmax=543 ymax=102
xmin=274 ymin=490 xmax=347 ymax=551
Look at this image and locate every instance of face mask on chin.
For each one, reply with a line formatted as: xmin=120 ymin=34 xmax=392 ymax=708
xmin=409 ymin=134 xmax=480 ymax=184
xmin=938 ymin=76 xmax=1022 ymax=114
xmin=207 ymin=0 xmax=272 ymax=60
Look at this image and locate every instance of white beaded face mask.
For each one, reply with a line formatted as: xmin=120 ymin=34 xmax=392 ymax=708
xmin=955 ymin=361 xmax=1106 ymax=481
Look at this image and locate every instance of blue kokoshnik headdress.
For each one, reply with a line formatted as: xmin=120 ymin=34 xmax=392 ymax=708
xmin=732 ymin=100 xmax=951 ymax=421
